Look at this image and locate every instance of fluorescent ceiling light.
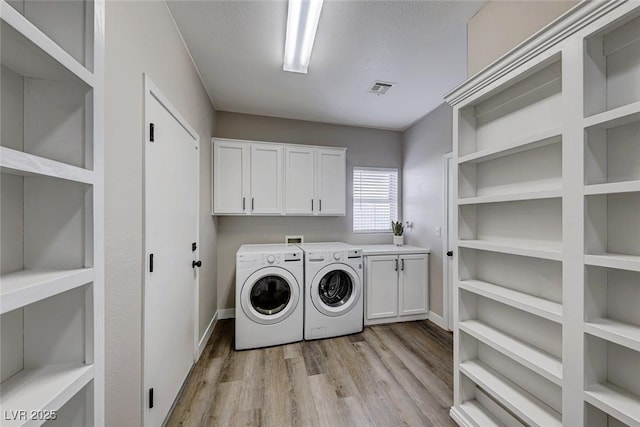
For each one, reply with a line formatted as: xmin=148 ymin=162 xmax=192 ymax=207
xmin=283 ymin=0 xmax=324 ymax=74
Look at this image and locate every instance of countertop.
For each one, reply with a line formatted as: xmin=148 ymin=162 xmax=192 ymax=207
xmin=359 ymin=244 xmax=431 ymax=256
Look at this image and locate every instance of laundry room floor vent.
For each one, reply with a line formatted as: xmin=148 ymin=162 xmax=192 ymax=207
xmin=367 ymin=81 xmax=395 ymax=95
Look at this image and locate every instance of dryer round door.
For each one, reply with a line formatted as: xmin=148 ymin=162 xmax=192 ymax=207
xmin=310 ymin=263 xmax=361 ymax=317
xmin=240 ymin=267 xmax=300 ymax=325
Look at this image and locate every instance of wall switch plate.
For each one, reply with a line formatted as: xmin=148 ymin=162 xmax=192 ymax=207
xmin=405 ymin=221 xmax=413 ymax=230
xmin=435 ymin=226 xmax=441 ymax=237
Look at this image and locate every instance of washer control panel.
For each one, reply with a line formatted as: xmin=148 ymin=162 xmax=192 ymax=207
xmin=237 ymin=251 xmax=302 ymax=268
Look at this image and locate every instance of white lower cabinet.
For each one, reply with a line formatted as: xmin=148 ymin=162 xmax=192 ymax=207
xmin=364 ymin=250 xmax=429 ymax=325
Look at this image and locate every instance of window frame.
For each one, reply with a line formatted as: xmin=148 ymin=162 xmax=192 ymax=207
xmin=352 ymin=166 xmax=400 ymax=234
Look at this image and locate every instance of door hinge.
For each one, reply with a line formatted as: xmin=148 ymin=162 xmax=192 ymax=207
xmin=149 ymin=388 xmax=154 ymax=409
xmin=192 ymin=242 xmax=197 ymax=251
xmin=149 ymin=254 xmax=154 ymax=272
xmin=149 ymin=123 xmax=155 ymax=142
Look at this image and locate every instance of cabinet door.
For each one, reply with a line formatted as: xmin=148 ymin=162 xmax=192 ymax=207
xmin=250 ymin=143 xmax=283 ymax=215
xmin=365 ymin=255 xmax=399 ymax=320
xmin=399 ymin=254 xmax=429 ymax=316
xmin=213 ymin=140 xmax=249 ymax=214
xmin=316 ymin=148 xmax=346 ymax=216
xmin=284 ymin=146 xmax=315 ymax=215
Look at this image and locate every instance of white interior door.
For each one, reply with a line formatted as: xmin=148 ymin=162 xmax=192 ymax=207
xmin=144 ymin=77 xmax=199 ymax=427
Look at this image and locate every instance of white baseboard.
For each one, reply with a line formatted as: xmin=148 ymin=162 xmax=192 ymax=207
xmin=217 ymin=308 xmax=235 ymax=320
xmin=197 ymin=312 xmax=218 ymax=358
xmin=428 ymin=312 xmax=450 ymax=331
xmin=449 ymin=406 xmax=472 ymax=427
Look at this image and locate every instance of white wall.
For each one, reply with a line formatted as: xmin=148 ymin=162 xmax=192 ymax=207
xmin=105 ymin=1 xmax=217 ymax=425
xmin=402 ymin=103 xmax=452 ymax=317
xmin=215 ymin=112 xmax=402 ymax=309
xmin=467 ymin=0 xmax=577 ymax=76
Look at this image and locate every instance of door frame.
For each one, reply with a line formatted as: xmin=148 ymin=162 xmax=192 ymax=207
xmin=442 ymin=152 xmax=453 ymax=331
xmin=142 ymin=74 xmax=200 ymax=425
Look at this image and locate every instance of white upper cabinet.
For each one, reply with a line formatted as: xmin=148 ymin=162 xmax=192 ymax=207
xmin=213 ymin=140 xmax=249 ymax=214
xmin=285 ymin=146 xmax=315 ymax=215
xmin=316 ymin=148 xmax=347 ymax=216
xmin=250 ymin=143 xmax=283 ymax=215
xmin=284 ymin=146 xmax=347 ymax=216
xmin=213 ymin=138 xmax=346 ymax=216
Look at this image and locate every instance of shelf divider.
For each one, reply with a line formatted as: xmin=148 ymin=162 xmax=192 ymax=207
xmin=584 ymin=253 xmax=640 ymax=272
xmin=458 ymin=129 xmax=562 ymax=164
xmin=0 ymin=364 xmax=94 ymax=427
xmin=584 ymin=318 xmax=640 ymax=352
xmin=458 ymin=240 xmax=563 ymax=261
xmin=585 ymin=382 xmax=640 ymax=427
xmin=459 ymin=279 xmax=562 ymax=323
xmin=458 ymin=188 xmax=562 ymax=205
xmin=460 ymin=360 xmax=562 ymax=427
xmin=0 ymin=147 xmax=94 ymax=185
xmin=0 ymin=268 xmax=94 ymax=314
xmin=584 ymin=99 xmax=640 ymax=129
xmin=1 ymin=1 xmax=94 ymax=87
xmin=460 ymin=320 xmax=562 ymax=385
xmin=585 ymin=180 xmax=640 ymax=195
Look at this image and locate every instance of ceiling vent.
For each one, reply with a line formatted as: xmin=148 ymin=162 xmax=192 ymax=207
xmin=367 ymin=81 xmax=395 ymax=96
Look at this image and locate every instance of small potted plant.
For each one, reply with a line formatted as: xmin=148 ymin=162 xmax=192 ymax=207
xmin=391 ymin=221 xmax=404 ymax=246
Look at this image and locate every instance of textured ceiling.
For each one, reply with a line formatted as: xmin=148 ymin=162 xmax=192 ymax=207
xmin=167 ymin=0 xmax=486 ymax=130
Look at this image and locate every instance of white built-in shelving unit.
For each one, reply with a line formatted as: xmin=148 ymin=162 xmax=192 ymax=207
xmin=448 ymin=2 xmax=640 ymax=426
xmin=0 ymin=0 xmax=103 ymax=425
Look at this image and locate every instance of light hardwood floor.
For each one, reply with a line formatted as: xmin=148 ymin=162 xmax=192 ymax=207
xmin=167 ymin=320 xmax=455 ymax=427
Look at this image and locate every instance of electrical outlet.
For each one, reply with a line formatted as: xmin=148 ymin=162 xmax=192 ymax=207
xmin=405 ymin=221 xmax=413 ymax=230
xmin=435 ymin=226 xmax=441 ymax=237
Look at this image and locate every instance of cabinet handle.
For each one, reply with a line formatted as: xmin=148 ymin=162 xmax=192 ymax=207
xmin=251 ymin=197 xmax=254 ymax=211
xmin=242 ymin=197 xmax=246 ymax=211
xmin=319 ymin=199 xmax=322 ymax=212
xmin=394 ymin=259 xmax=398 ymax=271
xmin=401 ymin=259 xmax=405 ymax=271
xmin=311 ymin=199 xmax=314 ymax=211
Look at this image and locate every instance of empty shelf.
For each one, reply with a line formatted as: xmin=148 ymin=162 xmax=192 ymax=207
xmin=459 ymin=188 xmax=562 ymax=205
xmin=1 ymin=1 xmax=93 ymax=87
xmin=459 ymin=240 xmax=563 ymax=261
xmin=460 ymin=360 xmax=562 ymax=427
xmin=0 ymin=364 xmax=93 ymax=427
xmin=459 ymin=280 xmax=562 ymax=323
xmin=584 ymin=100 xmax=640 ymax=129
xmin=460 ymin=320 xmax=562 ymax=385
xmin=585 ymin=180 xmax=640 ymax=195
xmin=0 ymin=147 xmax=94 ymax=184
xmin=458 ymin=129 xmax=562 ymax=164
xmin=585 ymin=318 xmax=640 ymax=352
xmin=585 ymin=382 xmax=640 ymax=427
xmin=454 ymin=401 xmax=505 ymax=427
xmin=0 ymin=268 xmax=94 ymax=314
xmin=585 ymin=253 xmax=640 ymax=272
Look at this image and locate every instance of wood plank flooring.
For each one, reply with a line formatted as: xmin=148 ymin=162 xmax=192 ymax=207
xmin=167 ymin=320 xmax=454 ymax=427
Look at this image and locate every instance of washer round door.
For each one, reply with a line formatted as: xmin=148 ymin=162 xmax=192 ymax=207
xmin=240 ymin=267 xmax=300 ymax=325
xmin=310 ymin=264 xmax=361 ymax=317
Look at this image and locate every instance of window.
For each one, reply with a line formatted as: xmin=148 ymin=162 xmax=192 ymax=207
xmin=353 ymin=167 xmax=398 ymax=233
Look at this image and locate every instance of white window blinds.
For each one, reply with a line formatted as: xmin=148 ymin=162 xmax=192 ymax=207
xmin=353 ymin=167 xmax=398 ymax=233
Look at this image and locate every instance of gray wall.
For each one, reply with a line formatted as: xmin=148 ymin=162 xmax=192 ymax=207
xmin=401 ymin=103 xmax=452 ymax=317
xmin=215 ymin=112 xmax=402 ymax=309
xmin=105 ymin=1 xmax=217 ymax=424
xmin=467 ymin=0 xmax=577 ymax=76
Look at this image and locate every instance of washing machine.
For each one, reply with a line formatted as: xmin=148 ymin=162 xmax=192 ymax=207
xmin=235 ymin=244 xmax=303 ymax=350
xmin=298 ymin=242 xmax=364 ymax=340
